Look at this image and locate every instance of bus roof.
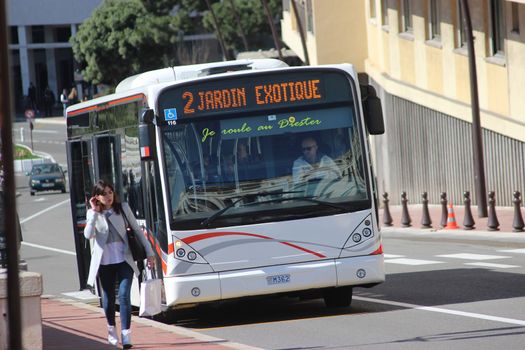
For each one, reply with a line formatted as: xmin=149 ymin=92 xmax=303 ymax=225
xmin=115 ymin=59 xmax=288 ymax=93
xmin=66 ymin=59 xmax=289 ymax=116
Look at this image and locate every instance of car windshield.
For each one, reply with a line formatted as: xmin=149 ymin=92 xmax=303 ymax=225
xmin=32 ymin=164 xmax=60 ymax=174
xmin=162 ymin=105 xmax=369 ymax=229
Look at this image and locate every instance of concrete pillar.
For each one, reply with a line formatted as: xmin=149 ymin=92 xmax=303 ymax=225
xmin=70 ymin=24 xmax=84 ymax=101
xmin=0 ymin=271 xmax=43 ymax=350
xmin=18 ymin=25 xmax=33 ymax=98
xmin=44 ymin=27 xmax=58 ymax=99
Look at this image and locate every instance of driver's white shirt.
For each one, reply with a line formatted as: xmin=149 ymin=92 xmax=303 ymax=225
xmin=292 ymin=155 xmax=341 ymax=183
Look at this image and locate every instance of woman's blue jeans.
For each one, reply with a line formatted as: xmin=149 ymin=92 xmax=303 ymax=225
xmin=98 ymin=261 xmax=134 ymax=330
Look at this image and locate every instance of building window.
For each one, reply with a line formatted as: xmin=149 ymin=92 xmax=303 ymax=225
xmin=381 ymin=0 xmax=389 ymax=27
xmin=428 ymin=0 xmax=441 ymax=40
xmin=401 ymin=0 xmax=412 ymax=33
xmin=10 ymin=26 xmax=18 ymax=45
xmin=31 ymin=25 xmax=45 ymax=43
xmin=55 ymin=27 xmax=71 ymax=43
xmin=306 ymin=0 xmax=314 ymax=33
xmin=283 ymin=0 xmax=290 ymax=12
xmin=511 ymin=3 xmax=519 ymax=34
xmin=370 ymin=0 xmax=377 ymax=19
xmin=490 ymin=0 xmax=505 ymax=56
xmin=457 ymin=2 xmax=467 ymax=48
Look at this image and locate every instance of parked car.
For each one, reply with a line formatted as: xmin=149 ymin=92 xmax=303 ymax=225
xmin=27 ymin=163 xmax=66 ymax=195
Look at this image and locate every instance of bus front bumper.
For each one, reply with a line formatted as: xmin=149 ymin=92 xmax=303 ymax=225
xmin=164 ymin=255 xmax=384 ymax=307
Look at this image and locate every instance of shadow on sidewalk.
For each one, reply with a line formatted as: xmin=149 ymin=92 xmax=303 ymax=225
xmin=42 ymin=323 xmax=116 ymax=350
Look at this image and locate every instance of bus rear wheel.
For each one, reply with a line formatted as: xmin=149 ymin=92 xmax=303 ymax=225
xmin=323 ymin=287 xmax=353 ymax=308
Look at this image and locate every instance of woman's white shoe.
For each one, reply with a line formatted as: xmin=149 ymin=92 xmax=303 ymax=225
xmin=107 ymin=325 xmax=118 ymax=346
xmin=122 ymin=329 xmax=132 ymax=349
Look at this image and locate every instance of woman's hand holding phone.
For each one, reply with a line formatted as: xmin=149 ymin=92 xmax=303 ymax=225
xmin=89 ymin=196 xmax=101 ymax=212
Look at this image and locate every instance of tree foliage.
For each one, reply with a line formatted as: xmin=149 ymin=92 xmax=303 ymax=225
xmin=202 ymin=0 xmax=282 ymax=52
xmin=72 ymin=0 xmax=282 ymax=85
xmin=72 ymin=0 xmax=180 ymax=85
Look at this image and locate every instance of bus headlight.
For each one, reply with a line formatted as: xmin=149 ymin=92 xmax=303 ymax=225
xmin=187 ymin=251 xmax=197 ymax=261
xmin=172 ymin=236 xmax=206 ymax=264
xmin=176 ymin=248 xmax=186 ymax=258
xmin=344 ymin=214 xmax=375 ymax=248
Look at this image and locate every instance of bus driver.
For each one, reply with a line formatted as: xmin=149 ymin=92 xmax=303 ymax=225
xmin=292 ymin=136 xmax=342 ymax=184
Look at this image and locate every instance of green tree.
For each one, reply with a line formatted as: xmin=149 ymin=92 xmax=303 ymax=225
xmin=202 ymin=0 xmax=282 ymax=53
xmin=72 ymin=0 xmax=180 ymax=85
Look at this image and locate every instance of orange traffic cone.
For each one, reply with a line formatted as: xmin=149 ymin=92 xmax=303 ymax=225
xmin=445 ymin=202 xmax=459 ymax=229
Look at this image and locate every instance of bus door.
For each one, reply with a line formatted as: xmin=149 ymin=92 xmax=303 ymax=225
xmin=66 ymin=140 xmax=94 ymax=290
xmin=92 ymin=135 xmax=123 ymax=194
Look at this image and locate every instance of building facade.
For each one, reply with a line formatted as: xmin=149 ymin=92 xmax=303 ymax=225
xmin=7 ymin=0 xmax=103 ymax=114
xmin=282 ymin=0 xmax=525 ymax=206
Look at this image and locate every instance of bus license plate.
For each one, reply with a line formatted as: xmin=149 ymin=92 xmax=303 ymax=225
xmin=266 ymin=274 xmax=290 ymax=285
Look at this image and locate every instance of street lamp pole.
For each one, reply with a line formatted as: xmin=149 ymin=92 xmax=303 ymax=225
xmin=0 ymin=0 xmax=23 ymax=348
xmin=459 ymin=0 xmax=487 ymax=217
xmin=290 ymin=0 xmax=310 ymax=65
xmin=261 ymin=0 xmax=284 ymax=61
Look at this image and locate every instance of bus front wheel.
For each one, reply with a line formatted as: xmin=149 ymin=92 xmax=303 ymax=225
xmin=323 ymin=287 xmax=353 ymax=308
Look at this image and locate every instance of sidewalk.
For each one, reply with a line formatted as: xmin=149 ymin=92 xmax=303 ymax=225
xmin=380 ymin=204 xmax=524 ymax=233
xmin=41 ymin=296 xmax=260 ymax=350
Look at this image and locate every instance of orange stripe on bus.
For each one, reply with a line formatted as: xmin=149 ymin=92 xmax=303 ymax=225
xmin=67 ymin=93 xmax=145 ymax=117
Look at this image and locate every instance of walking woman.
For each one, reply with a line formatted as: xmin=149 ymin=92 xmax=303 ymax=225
xmin=84 ymin=179 xmax=155 ymax=348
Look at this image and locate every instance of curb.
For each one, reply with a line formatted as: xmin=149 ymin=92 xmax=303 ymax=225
xmin=34 ymin=117 xmax=66 ymax=125
xmin=44 ymin=296 xmax=263 ymax=350
xmin=381 ymin=226 xmax=525 ymax=244
xmin=14 ymin=145 xmax=56 ymax=173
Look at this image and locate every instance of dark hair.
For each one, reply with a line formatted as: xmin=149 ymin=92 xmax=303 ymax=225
xmin=91 ymin=179 xmax=122 ymax=214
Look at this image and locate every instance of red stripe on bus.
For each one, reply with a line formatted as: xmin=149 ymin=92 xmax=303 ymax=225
xmin=370 ymin=244 xmax=383 ymax=255
xmin=67 ymin=105 xmax=97 ymax=117
xmin=281 ymin=242 xmax=326 ymax=258
xmin=182 ymin=231 xmax=326 ymax=259
xmin=67 ymin=93 xmax=145 ymax=117
xmin=182 ymin=231 xmax=270 ymax=244
xmin=107 ymin=94 xmax=145 ymax=105
xmin=145 ymin=230 xmax=167 ymax=274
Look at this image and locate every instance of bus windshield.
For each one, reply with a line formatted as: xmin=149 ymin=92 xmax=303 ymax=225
xmin=162 ymin=105 xmax=369 ymax=229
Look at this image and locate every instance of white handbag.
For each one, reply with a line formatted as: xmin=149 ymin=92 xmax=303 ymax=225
xmin=139 ymin=267 xmax=162 ymax=317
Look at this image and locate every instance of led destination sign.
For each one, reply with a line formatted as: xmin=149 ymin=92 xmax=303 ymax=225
xmin=182 ymin=79 xmax=323 ymax=115
xmin=158 ymin=70 xmax=353 ymax=123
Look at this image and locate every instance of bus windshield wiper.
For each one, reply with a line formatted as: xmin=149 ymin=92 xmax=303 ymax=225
xmin=253 ymin=196 xmax=348 ymax=211
xmin=200 ymin=190 xmax=302 ymax=227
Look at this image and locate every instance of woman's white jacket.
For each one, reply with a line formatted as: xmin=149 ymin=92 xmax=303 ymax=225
xmin=84 ymin=202 xmax=155 ymax=286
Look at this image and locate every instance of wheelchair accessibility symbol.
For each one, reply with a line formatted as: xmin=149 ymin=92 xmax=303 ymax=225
xmin=164 ymin=108 xmax=177 ymax=121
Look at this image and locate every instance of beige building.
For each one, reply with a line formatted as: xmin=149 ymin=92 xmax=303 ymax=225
xmin=282 ymin=0 xmax=525 ymax=206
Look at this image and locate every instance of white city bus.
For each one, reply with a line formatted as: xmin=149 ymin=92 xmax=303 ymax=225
xmin=66 ymin=59 xmax=385 ymax=309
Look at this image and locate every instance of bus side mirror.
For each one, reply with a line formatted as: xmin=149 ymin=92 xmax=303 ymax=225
xmin=360 ymin=85 xmax=385 ymax=135
xmin=139 ymin=109 xmax=156 ymax=161
xmin=140 ymin=108 xmax=155 ymax=124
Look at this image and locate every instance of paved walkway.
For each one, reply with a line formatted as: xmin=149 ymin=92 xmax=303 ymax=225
xmin=381 ymin=204 xmax=524 ymax=233
xmin=41 ymin=297 xmax=260 ymax=350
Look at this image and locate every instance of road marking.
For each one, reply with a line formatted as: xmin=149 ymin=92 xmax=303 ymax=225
xmin=29 ymin=129 xmax=59 ymax=134
xmin=20 ymin=198 xmax=70 ymax=224
xmin=62 ymin=290 xmax=99 ymax=301
xmin=436 ymin=253 xmax=510 ymax=260
xmin=21 ymin=241 xmax=76 ymax=255
xmin=465 ymin=262 xmax=520 ymax=269
xmin=385 ymin=258 xmax=444 ymax=265
xmin=498 ymin=248 xmax=525 ymax=254
xmin=384 ymin=254 xmax=405 ymax=258
xmin=354 ymin=296 xmax=525 ymax=326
